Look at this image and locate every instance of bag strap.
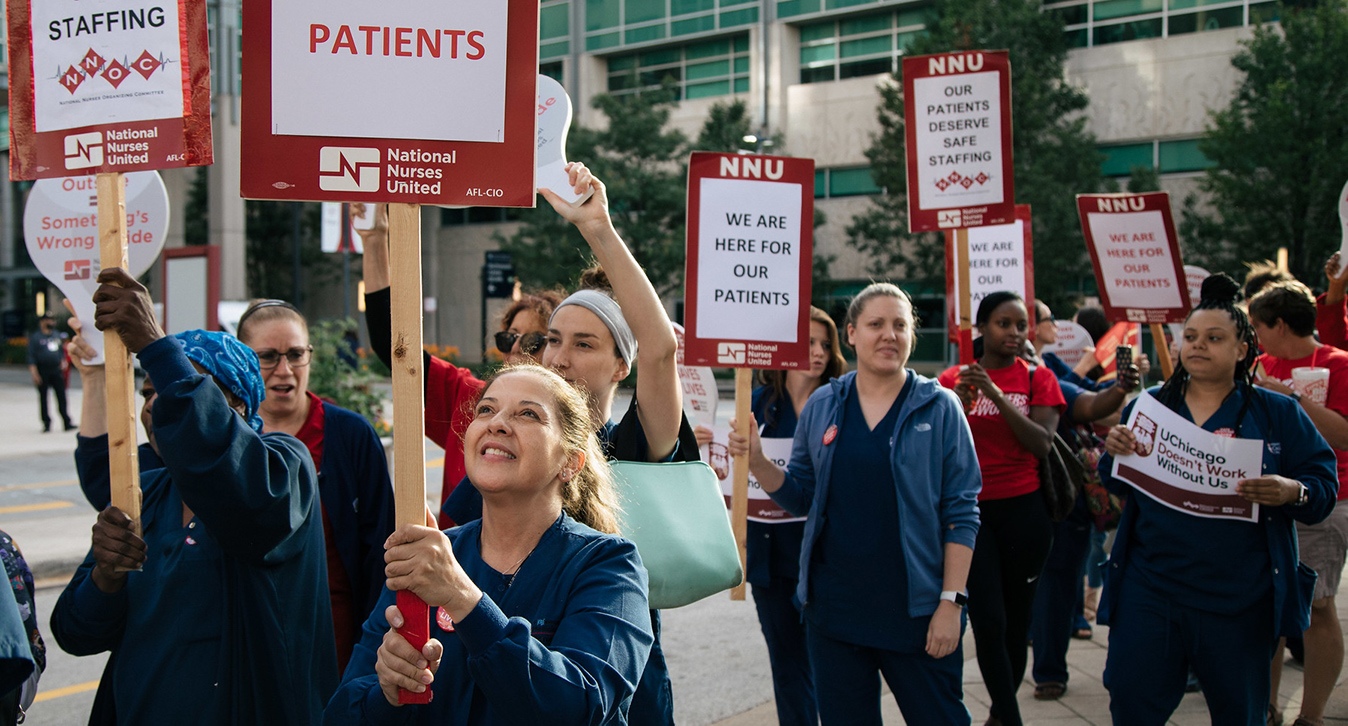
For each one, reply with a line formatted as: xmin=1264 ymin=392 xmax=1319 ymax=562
xmin=1027 ymin=363 xmax=1037 ymax=406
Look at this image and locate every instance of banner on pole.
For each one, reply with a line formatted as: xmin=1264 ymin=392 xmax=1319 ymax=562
xmin=902 ymin=50 xmax=1015 ymax=233
xmin=683 ymin=152 xmax=814 ymax=370
xmin=1078 ymin=192 xmax=1190 ymax=324
xmin=945 ymin=204 xmax=1033 ymax=342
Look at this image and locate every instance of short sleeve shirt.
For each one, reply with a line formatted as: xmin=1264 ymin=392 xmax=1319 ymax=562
xmin=1259 ymin=346 xmax=1348 ymax=500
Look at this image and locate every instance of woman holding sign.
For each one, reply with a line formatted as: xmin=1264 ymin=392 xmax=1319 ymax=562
xmin=937 ymin=290 xmax=1063 ymax=726
xmin=1098 ymin=274 xmax=1337 ymax=725
xmin=729 ymin=283 xmax=981 ymax=726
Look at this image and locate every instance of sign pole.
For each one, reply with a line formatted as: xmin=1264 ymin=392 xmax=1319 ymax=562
xmin=1150 ymin=323 xmax=1174 ymax=379
xmin=729 ymin=368 xmax=752 ymax=601
xmin=96 ymin=172 xmax=142 ymax=541
xmin=388 ymin=202 xmax=432 ymax=705
xmin=956 ymin=228 xmax=974 ymax=365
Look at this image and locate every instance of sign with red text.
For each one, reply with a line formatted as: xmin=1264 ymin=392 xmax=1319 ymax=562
xmin=684 ymin=152 xmax=813 ymax=370
xmin=1078 ymin=192 xmax=1190 ymax=324
xmin=945 ymin=204 xmax=1033 ymax=341
xmin=23 ymin=171 xmax=168 ymax=363
xmin=903 ymin=50 xmax=1015 ymax=232
xmin=240 ymin=0 xmax=538 ymax=206
xmin=672 ymin=322 xmax=718 ymax=428
xmin=702 ymin=430 xmax=804 ymax=524
xmin=6 ymin=0 xmax=213 ymax=179
xmin=1046 ymin=320 xmax=1093 ymax=368
xmin=1113 ymin=393 xmax=1263 ymax=522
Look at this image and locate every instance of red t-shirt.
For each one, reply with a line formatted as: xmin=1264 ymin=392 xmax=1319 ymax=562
xmin=1259 ymin=346 xmax=1348 ymax=500
xmin=425 ymin=356 xmax=486 ymax=528
xmin=939 ymin=358 xmax=1066 ymax=501
xmin=294 ymin=392 xmax=360 ymax=673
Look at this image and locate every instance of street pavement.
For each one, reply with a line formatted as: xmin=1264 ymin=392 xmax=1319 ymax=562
xmin=1 ymin=364 xmax=1345 ymax=724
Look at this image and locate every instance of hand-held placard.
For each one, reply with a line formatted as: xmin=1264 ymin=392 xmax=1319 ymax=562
xmin=535 ymin=74 xmax=593 ymax=206
xmin=1336 ymin=179 xmax=1348 ymax=276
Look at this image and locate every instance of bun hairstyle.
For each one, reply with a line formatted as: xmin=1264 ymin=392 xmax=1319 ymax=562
xmin=576 ymin=264 xmax=613 ymax=294
xmin=1154 ymin=272 xmax=1261 ymax=433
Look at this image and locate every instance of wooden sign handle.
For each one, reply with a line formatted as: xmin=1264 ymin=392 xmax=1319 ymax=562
xmin=956 ymin=228 xmax=974 ymax=366
xmin=388 ymin=202 xmax=432 ymax=705
xmin=1149 ymin=323 xmax=1174 ymax=380
xmin=97 ymin=173 xmax=142 ymax=544
xmin=729 ymin=368 xmax=752 ymax=601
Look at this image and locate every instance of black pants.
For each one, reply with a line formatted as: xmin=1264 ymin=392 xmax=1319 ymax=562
xmin=751 ymin=580 xmax=816 ymax=726
xmin=35 ymin=370 xmax=71 ymax=430
xmin=968 ymin=491 xmax=1053 ymax=726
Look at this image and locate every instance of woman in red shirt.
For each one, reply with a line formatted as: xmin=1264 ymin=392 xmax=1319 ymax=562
xmin=938 ymin=290 xmax=1063 ymax=726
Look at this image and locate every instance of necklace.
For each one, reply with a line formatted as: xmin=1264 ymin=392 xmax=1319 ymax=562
xmin=500 ymin=546 xmax=537 ymax=589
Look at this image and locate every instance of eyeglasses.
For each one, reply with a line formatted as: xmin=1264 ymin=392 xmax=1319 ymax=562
xmin=495 ymin=331 xmax=547 ymax=356
xmin=256 ymin=346 xmax=313 ymax=370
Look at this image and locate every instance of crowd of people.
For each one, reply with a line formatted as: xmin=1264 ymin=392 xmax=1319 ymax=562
xmin=3 ymin=163 xmax=1345 ymax=726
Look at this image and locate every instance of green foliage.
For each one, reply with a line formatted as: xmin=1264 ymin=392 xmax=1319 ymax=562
xmin=846 ymin=0 xmax=1107 ymax=311
xmin=1179 ymin=1 xmax=1348 ymax=283
xmin=305 ymin=318 xmax=385 ymax=429
xmin=244 ymin=201 xmax=341 ymax=301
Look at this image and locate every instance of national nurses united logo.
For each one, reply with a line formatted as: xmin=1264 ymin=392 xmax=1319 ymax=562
xmin=53 ymin=48 xmax=172 ymax=94
xmin=319 ymin=147 xmax=381 ymax=193
xmin=1131 ymin=413 xmax=1158 ymax=457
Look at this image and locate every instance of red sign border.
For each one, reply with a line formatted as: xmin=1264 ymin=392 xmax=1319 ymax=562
xmin=683 ymin=151 xmax=814 ymax=370
xmin=7 ymin=0 xmax=214 ymax=180
xmin=944 ymin=204 xmax=1034 ymax=342
xmin=902 ymin=50 xmax=1015 ymax=234
xmin=239 ymin=0 xmax=539 ymax=207
xmin=1078 ymin=192 xmax=1191 ymax=325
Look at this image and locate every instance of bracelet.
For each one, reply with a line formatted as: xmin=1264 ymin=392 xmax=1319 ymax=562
xmin=1291 ymin=391 xmax=1303 ymax=404
xmin=939 ymin=591 xmax=968 ymax=607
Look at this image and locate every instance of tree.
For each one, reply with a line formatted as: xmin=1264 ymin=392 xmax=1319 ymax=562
xmin=244 ymin=201 xmax=339 ymax=303
xmin=1179 ymin=1 xmax=1348 ymax=283
xmin=847 ymin=0 xmax=1107 ymax=311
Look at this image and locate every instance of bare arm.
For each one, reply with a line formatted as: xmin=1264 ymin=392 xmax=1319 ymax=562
xmin=64 ymin=303 xmax=108 ymax=438
xmin=355 ymin=203 xmax=390 ymax=293
xmin=959 ymin=364 xmax=1056 ymax=458
xmin=1256 ymin=375 xmax=1348 ymax=450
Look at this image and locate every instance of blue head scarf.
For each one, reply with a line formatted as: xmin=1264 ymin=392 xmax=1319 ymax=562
xmin=173 ymin=330 xmax=266 ymax=433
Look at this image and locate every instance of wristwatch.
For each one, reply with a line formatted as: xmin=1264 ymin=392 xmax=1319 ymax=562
xmin=1291 ymin=391 xmax=1304 ymax=404
xmin=1295 ymin=482 xmax=1309 ymax=507
xmin=939 ymin=591 xmax=968 ymax=608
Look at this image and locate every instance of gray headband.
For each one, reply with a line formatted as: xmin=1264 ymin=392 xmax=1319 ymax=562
xmin=551 ymin=289 xmax=637 ymax=367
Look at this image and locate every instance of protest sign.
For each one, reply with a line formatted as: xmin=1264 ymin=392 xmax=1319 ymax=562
xmin=945 ymin=204 xmax=1033 ymax=342
xmin=902 ymin=50 xmax=1015 ymax=232
xmin=1169 ymin=265 xmax=1210 ymax=343
xmin=240 ymin=0 xmax=538 ymax=207
xmin=1113 ymin=393 xmax=1263 ymax=522
xmin=24 ymin=172 xmax=168 ymax=364
xmin=321 ymin=203 xmax=367 ymax=254
xmin=6 ymin=0 xmax=213 ymax=178
xmin=701 ymin=428 xmax=804 ymax=524
xmin=1091 ymin=322 xmax=1141 ymax=380
xmin=536 ymin=74 xmax=592 ymax=206
xmin=1046 ymin=320 xmax=1093 ymax=369
xmin=672 ymin=323 xmax=717 ymax=429
xmin=1078 ymin=192 xmax=1189 ymax=325
xmin=1336 ymin=179 xmax=1348 ymax=276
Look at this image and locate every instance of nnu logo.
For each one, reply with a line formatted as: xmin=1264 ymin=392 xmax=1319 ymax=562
xmin=64 ymin=132 xmax=103 ymax=169
xmin=717 ymin=342 xmax=746 ymax=365
xmin=319 ymin=147 xmax=380 ymax=193
xmin=64 ymin=260 xmax=93 ymax=280
xmin=937 ymin=210 xmax=962 ymax=228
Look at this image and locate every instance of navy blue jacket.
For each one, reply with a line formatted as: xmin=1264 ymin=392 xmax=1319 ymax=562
xmin=771 ymin=370 xmax=981 ymax=619
xmin=51 ymin=336 xmax=337 ymax=725
xmin=324 ymin=514 xmax=654 ymax=725
xmin=745 ymin=386 xmax=807 ymax=589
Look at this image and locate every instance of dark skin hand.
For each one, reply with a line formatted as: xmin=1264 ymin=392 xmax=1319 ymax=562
xmin=92 ymin=268 xmax=165 ymax=354
xmin=90 ymin=505 xmax=147 ymax=593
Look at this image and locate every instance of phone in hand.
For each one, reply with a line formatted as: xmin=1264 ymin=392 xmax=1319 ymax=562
xmin=1116 ymin=345 xmax=1132 ymax=375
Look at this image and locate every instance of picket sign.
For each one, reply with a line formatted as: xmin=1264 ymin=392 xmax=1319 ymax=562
xmin=944 ymin=205 xmax=1033 ymax=363
xmin=1336 ymin=179 xmax=1348 ymax=276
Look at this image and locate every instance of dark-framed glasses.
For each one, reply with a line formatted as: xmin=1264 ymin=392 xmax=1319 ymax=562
xmin=257 ymin=346 xmax=314 ymax=370
xmin=494 ymin=331 xmax=547 ymax=356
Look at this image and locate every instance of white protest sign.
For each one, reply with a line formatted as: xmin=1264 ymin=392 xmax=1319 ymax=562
xmin=24 ymin=171 xmax=169 ymax=364
xmin=271 ymin=0 xmax=509 ymax=143
xmin=1112 ymin=393 xmax=1263 ymax=522
xmin=1078 ymin=193 xmax=1190 ymax=324
xmin=703 ymin=426 xmax=805 ymax=524
xmin=1047 ymin=320 xmax=1093 ymax=368
xmin=1336 ymin=179 xmax=1348 ymax=276
xmin=1170 ymin=265 xmax=1210 ymax=342
xmin=536 ymin=74 xmax=593 ymax=206
xmin=945 ymin=206 xmax=1033 ymax=339
xmin=321 ymin=203 xmax=357 ymax=253
xmin=672 ymin=323 xmax=717 ymax=428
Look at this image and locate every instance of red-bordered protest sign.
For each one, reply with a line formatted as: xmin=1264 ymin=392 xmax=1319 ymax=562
xmin=240 ymin=0 xmax=538 ymax=206
xmin=903 ymin=50 xmax=1015 ymax=233
xmin=945 ymin=204 xmax=1033 ymax=342
xmin=6 ymin=0 xmax=213 ymax=179
xmin=1078 ymin=192 xmax=1190 ymax=325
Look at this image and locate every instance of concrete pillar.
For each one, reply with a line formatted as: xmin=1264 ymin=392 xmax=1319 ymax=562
xmin=209 ymin=100 xmax=247 ymax=300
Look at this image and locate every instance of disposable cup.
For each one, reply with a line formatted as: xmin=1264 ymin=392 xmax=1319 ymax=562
xmin=1291 ymin=367 xmax=1330 ymax=406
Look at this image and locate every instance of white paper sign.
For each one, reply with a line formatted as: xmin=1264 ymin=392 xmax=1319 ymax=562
xmin=270 ymin=0 xmax=509 ymax=142
xmin=672 ymin=322 xmax=717 ymax=428
xmin=1085 ymin=210 xmax=1185 ymax=310
xmin=1047 ymin=320 xmax=1093 ymax=368
xmin=1111 ymin=393 xmax=1263 ymax=522
xmin=950 ymin=218 xmax=1030 ymax=322
xmin=30 ymin=1 xmax=188 ymax=133
xmin=694 ymin=178 xmax=804 ymax=343
xmin=1336 ymin=179 xmax=1348 ymax=276
xmin=23 ymin=171 xmax=169 ymax=364
xmin=703 ymin=426 xmax=805 ymax=524
xmin=911 ymin=70 xmax=1005 ymax=211
xmin=535 ymin=74 xmax=592 ymax=206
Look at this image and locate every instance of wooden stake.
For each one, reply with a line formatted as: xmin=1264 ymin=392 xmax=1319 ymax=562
xmin=1149 ymin=322 xmax=1174 ymax=379
xmin=388 ymin=202 xmax=432 ymax=705
xmin=97 ymin=172 xmax=141 ymax=541
xmin=729 ymin=367 xmax=752 ymax=601
xmin=956 ymin=228 xmax=974 ymax=365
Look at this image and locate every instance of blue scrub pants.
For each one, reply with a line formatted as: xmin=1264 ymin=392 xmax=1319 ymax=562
xmin=1104 ymin=574 xmax=1275 ymax=725
xmin=629 ymin=609 xmax=674 ymax=726
xmin=1031 ymin=516 xmax=1092 ymax=686
xmin=751 ymin=581 xmax=817 ymax=726
xmin=806 ymin=625 xmax=969 ymax=726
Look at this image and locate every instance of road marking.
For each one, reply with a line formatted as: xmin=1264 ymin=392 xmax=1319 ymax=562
xmin=425 ymin=457 xmax=444 ymax=468
xmin=34 ymin=679 xmax=99 ymax=702
xmin=0 ymin=501 xmax=74 ymax=514
xmin=0 ymin=479 xmax=77 ymax=493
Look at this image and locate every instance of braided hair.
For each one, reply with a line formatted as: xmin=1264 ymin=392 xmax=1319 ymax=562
xmin=1153 ymin=273 xmax=1262 ymax=435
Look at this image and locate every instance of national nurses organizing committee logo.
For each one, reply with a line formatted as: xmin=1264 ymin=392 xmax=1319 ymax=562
xmin=64 ymin=132 xmax=104 ymax=169
xmin=318 ymin=147 xmax=381 ymax=193
xmin=54 ymin=48 xmax=170 ymax=94
xmin=717 ymin=342 xmax=746 ymax=365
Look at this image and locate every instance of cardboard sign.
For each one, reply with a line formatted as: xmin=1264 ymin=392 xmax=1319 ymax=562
xmin=240 ymin=0 xmax=538 ymax=206
xmin=1112 ymin=393 xmax=1263 ymax=522
xmin=24 ymin=172 xmax=168 ymax=363
xmin=945 ymin=204 xmax=1033 ymax=341
xmin=1078 ymin=192 xmax=1190 ymax=324
xmin=702 ymin=429 xmax=805 ymax=524
xmin=1046 ymin=320 xmax=1093 ymax=368
xmin=6 ymin=0 xmax=213 ymax=178
xmin=902 ymin=50 xmax=1015 ymax=232
xmin=672 ymin=323 xmax=718 ymax=428
xmin=684 ymin=152 xmax=813 ymax=370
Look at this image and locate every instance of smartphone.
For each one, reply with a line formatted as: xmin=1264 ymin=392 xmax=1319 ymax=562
xmin=1115 ymin=345 xmax=1132 ymax=374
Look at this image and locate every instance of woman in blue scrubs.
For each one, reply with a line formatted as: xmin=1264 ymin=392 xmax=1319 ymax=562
xmin=324 ymin=364 xmax=653 ymax=725
xmin=1097 ymin=274 xmax=1338 ymax=724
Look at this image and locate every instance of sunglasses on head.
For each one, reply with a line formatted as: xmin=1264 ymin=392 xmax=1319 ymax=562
xmin=495 ymin=331 xmax=547 ymax=356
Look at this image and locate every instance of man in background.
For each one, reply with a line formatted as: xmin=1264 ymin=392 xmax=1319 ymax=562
xmin=27 ymin=313 xmax=73 ymax=433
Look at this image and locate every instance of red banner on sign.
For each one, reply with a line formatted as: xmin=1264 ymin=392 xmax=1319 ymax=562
xmin=7 ymin=0 xmax=213 ymax=179
xmin=902 ymin=50 xmax=1015 ymax=233
xmin=1078 ymin=192 xmax=1190 ymax=325
xmin=944 ymin=204 xmax=1034 ymax=342
xmin=239 ymin=0 xmax=538 ymax=206
xmin=684 ymin=152 xmax=814 ymax=370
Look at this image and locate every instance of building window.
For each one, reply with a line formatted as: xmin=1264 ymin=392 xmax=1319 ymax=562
xmin=1099 ymin=138 xmax=1214 ymax=176
xmin=814 ymin=167 xmax=883 ymax=198
xmin=797 ymin=7 xmax=929 ymax=84
xmin=607 ymin=34 xmax=750 ymax=100
xmin=540 ymin=61 xmax=565 ymax=84
xmin=1046 ymin=0 xmax=1279 ymax=48
xmin=541 ymin=1 xmax=571 ymax=58
xmin=586 ymin=0 xmax=762 ymax=52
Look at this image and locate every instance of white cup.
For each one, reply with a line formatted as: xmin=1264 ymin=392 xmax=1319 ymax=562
xmin=1291 ymin=367 xmax=1330 ymax=406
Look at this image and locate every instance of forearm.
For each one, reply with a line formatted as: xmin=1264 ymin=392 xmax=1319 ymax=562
xmin=78 ymin=368 xmax=109 ymax=438
xmin=577 ymin=222 xmax=678 ymax=364
xmin=1299 ymin=401 xmax=1348 ymax=451
xmin=361 ymin=231 xmax=390 ymax=293
xmin=941 ymin=542 xmax=973 ymax=593
xmin=993 ymin=396 xmax=1053 ymax=457
xmin=747 ymin=454 xmax=786 ymax=493
xmin=1081 ymin=385 xmax=1128 ymax=423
